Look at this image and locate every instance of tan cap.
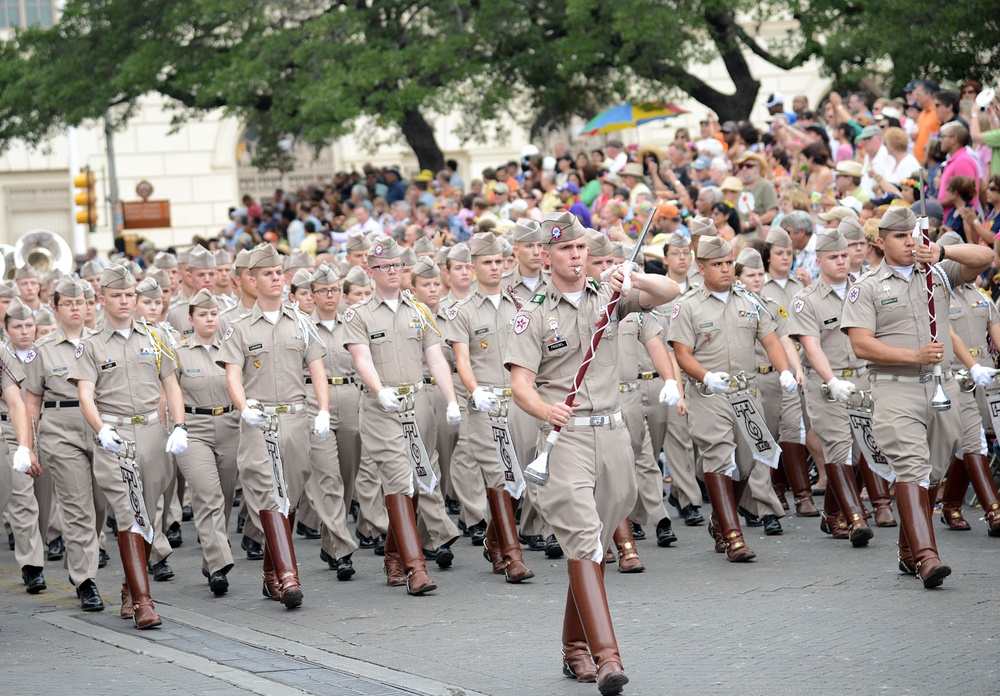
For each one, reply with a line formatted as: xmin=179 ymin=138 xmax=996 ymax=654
xmin=815 ymin=229 xmax=848 ymax=252
xmin=664 ymin=232 xmax=690 ymax=248
xmin=367 ymin=234 xmax=403 ymax=260
xmin=188 ymin=288 xmax=218 ymax=311
xmin=879 ymin=206 xmax=917 ymax=232
xmin=214 ymin=249 xmax=232 ymax=266
xmin=436 ymin=246 xmax=451 ymax=265
xmin=513 ymin=219 xmax=542 ymax=243
xmin=447 ymin=243 xmax=472 ymax=263
xmin=413 ymin=236 xmax=436 ymax=254
xmin=80 ymin=259 xmax=103 ymax=277
xmin=54 ymin=275 xmax=84 ymax=298
xmin=288 ymin=249 xmax=313 ymax=269
xmin=688 ymin=216 xmax=717 ymax=237
xmin=188 ymin=245 xmax=217 ymax=270
xmin=399 ymin=247 xmax=415 ymax=267
xmin=311 ymin=263 xmax=339 ymax=287
xmin=585 ymin=229 xmax=613 ymax=257
xmin=248 ymin=244 xmax=282 ymax=269
xmin=835 ymin=160 xmax=863 ymax=178
xmin=135 ymin=276 xmax=163 ymax=298
xmin=412 ymin=256 xmax=440 ymax=279
xmin=697 ymin=236 xmax=733 ymax=260
xmin=343 ymin=265 xmax=369 ymax=287
xmin=290 ymin=268 xmax=313 ymax=290
xmin=127 ymin=261 xmax=144 ymax=278
xmin=234 ymin=248 xmax=252 ymax=270
xmin=6 ymin=297 xmax=33 ymax=321
xmin=80 ymin=280 xmax=95 ymax=299
xmin=540 ymin=211 xmax=585 ymax=245
xmin=611 ymin=241 xmax=625 ymax=258
xmin=100 ymin=264 xmax=137 ymax=290
xmin=35 ymin=307 xmax=55 ymax=326
xmin=469 ymin=232 xmax=503 ymax=257
xmin=765 ymin=227 xmax=793 ymax=247
xmin=147 ymin=268 xmax=171 ymax=290
xmin=736 ymin=247 xmax=763 ymax=269
xmin=818 ymin=206 xmax=859 ymax=222
xmin=0 ymin=280 xmax=20 ymax=299
xmin=721 ymin=177 xmax=744 ymax=192
xmin=498 ymin=237 xmax=513 ymax=258
xmin=152 ymin=252 xmax=177 ymax=269
xmin=14 ymin=266 xmax=39 ymax=281
xmin=838 ymin=217 xmax=865 ymax=241
xmin=346 ymin=232 xmax=372 ymax=252
xmin=176 ymin=247 xmax=191 ymax=265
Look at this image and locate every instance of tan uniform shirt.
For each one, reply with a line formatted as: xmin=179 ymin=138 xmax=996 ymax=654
xmin=948 ymin=282 xmax=998 ymax=368
xmin=174 ymin=337 xmax=239 ymax=441
xmin=24 ymin=330 xmax=91 ymax=404
xmin=619 ymin=313 xmax=661 ymax=382
xmin=216 ymin=304 xmax=325 ymax=403
xmin=787 ymin=280 xmax=859 ymax=371
xmin=446 ymin=291 xmax=519 ymax=388
xmin=502 ymin=267 xmax=548 ymax=311
xmin=341 ymin=290 xmax=441 ymax=386
xmin=306 ymin=314 xmax=357 ymax=409
xmin=753 ymin=296 xmax=787 ymax=367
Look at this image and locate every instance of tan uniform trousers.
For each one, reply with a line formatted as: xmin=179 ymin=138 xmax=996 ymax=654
xmin=621 ymin=388 xmax=667 ymax=526
xmin=92 ymin=420 xmax=174 ymax=564
xmin=534 ymin=418 xmax=637 ymax=560
xmin=508 ymin=399 xmax=549 ymax=538
xmin=354 ymin=446 xmax=387 ymax=538
xmin=1 ymin=424 xmax=44 ymax=569
xmin=306 ymin=384 xmax=362 ymax=561
xmin=174 ymin=414 xmax=239 ymax=575
xmin=236 ymin=409 xmax=310 ymax=533
xmin=684 ymin=384 xmax=763 ymax=481
xmin=742 ymin=372 xmax=799 ymax=517
xmin=433 ymin=388 xmax=485 ymax=527
xmin=872 ymin=376 xmax=963 ymax=485
xmin=803 ymin=371 xmax=866 ymax=465
xmin=463 ymin=401 xmax=508 ymax=493
xmin=640 ymin=376 xmax=700 ymax=509
xmin=37 ymin=410 xmax=105 ymax=584
xmin=359 ymin=388 xmax=460 ymax=549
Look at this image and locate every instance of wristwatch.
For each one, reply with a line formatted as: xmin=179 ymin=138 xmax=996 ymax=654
xmin=173 ymin=423 xmax=188 ymax=431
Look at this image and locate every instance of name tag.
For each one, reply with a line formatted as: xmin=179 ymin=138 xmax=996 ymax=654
xmin=370 ymin=331 xmax=386 ymax=340
xmin=474 ymin=327 xmax=490 ymax=336
xmin=100 ymin=361 xmax=118 ymax=371
xmin=185 ymin=368 xmax=203 ymax=374
xmin=52 ymin=366 xmax=68 ymax=374
xmin=248 ymin=343 xmax=263 ymax=351
xmin=949 ymin=308 xmax=961 ymax=317
xmin=880 ymin=297 xmax=898 ymax=306
xmin=547 ymin=340 xmax=568 ymax=351
xmin=183 ymin=329 xmax=194 ymax=335
xmin=698 ymin=322 xmax=714 ymax=329
xmin=822 ymin=317 xmax=838 ymax=325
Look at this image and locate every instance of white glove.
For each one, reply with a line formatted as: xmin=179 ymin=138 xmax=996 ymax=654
xmin=378 ymin=387 xmax=403 ymax=413
xmin=11 ymin=445 xmax=31 ymax=474
xmin=970 ymin=364 xmax=999 ymax=389
xmin=165 ymin=426 xmax=188 ymax=455
xmin=313 ymin=410 xmax=330 ymax=438
xmin=826 ymin=377 xmax=857 ymax=403
xmin=472 ymin=386 xmax=500 ymax=413
xmin=446 ymin=401 xmax=462 ymax=425
xmin=658 ymin=379 xmax=680 ymax=406
xmin=779 ymin=370 xmax=797 ymax=394
xmin=241 ymin=406 xmax=268 ymax=428
xmin=702 ymin=372 xmax=732 ymax=394
xmin=97 ymin=424 xmax=123 ymax=453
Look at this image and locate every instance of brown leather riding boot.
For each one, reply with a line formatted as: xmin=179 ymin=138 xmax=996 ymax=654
xmin=567 ymin=558 xmax=628 ymax=695
xmin=707 ymin=513 xmax=726 ymax=552
xmin=120 ymin=577 xmax=133 ymax=620
xmin=819 ymin=478 xmax=849 ymax=539
xmin=487 ymin=487 xmax=534 ymax=583
xmin=826 ymin=463 xmax=872 ymax=546
xmin=260 ymin=510 xmax=303 ymax=608
xmin=771 ymin=467 xmax=790 ymax=511
xmin=895 ymin=482 xmax=951 ymax=588
xmin=779 ymin=442 xmax=819 ymax=516
xmin=704 ymin=472 xmax=755 ymax=562
xmin=482 ymin=519 xmax=504 ymax=574
xmin=261 ymin=542 xmax=281 ymax=600
xmin=897 ymin=524 xmax=916 ymax=575
xmin=940 ymin=457 xmax=972 ymax=530
xmin=963 ymin=453 xmax=1000 ymax=536
xmin=860 ymin=457 xmax=896 ymax=527
xmin=385 ymin=493 xmax=436 ymax=595
xmin=382 ymin=525 xmax=406 ymax=586
xmin=613 ymin=517 xmax=645 ymax=573
xmin=561 ymin=583 xmax=597 ymax=683
xmin=118 ymin=531 xmax=161 ymax=629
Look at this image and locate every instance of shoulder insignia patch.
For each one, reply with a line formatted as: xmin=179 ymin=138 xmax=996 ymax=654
xmin=75 ymin=342 xmax=85 ymax=359
xmin=344 ymin=308 xmax=356 ymax=323
xmin=513 ymin=315 xmax=531 ymax=334
xmin=792 ymin=299 xmax=805 ymax=314
xmin=446 ymin=305 xmax=459 ymax=320
xmin=848 ymin=286 xmax=861 ymax=304
xmin=778 ymin=305 xmax=788 ymax=318
xmin=670 ymin=304 xmax=681 ymax=319
xmin=24 ymin=349 xmax=36 ymax=363
xmin=529 ymin=293 xmax=545 ymax=305
xmin=223 ymin=325 xmax=235 ymax=341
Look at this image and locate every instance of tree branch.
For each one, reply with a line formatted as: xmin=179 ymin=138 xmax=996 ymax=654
xmin=734 ymin=25 xmax=812 ymax=71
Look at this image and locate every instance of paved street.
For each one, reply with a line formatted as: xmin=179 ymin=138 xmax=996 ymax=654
xmin=2 ymin=495 xmax=998 ymax=696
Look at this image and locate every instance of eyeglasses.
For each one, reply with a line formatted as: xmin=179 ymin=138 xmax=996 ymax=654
xmin=737 ymin=162 xmax=758 ymax=169
xmin=312 ymin=288 xmax=341 ymax=296
xmin=57 ymin=301 xmax=86 ymax=309
xmin=666 ymin=251 xmax=689 ymax=257
xmin=962 ymin=89 xmax=977 ymax=96
xmin=371 ymin=263 xmax=403 ymax=272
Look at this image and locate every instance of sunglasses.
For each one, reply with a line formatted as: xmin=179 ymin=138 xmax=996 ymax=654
xmin=738 ymin=162 xmax=758 ymax=170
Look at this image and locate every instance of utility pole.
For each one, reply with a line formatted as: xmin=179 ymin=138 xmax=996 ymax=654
xmin=104 ymin=109 xmax=121 ymax=238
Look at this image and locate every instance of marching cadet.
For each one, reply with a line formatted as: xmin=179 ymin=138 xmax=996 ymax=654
xmin=669 ymin=236 xmax=797 ymax=563
xmin=302 ymin=264 xmax=362 ymax=580
xmin=760 ymin=228 xmax=817 ymax=517
xmin=0 ymin=280 xmax=20 ymax=343
xmin=217 ymin=244 xmax=330 ymax=609
xmin=842 ymin=206 xmax=992 ymax=588
xmin=652 ymin=230 xmax=702 ymax=527
xmin=405 ymin=257 xmax=463 ymax=565
xmin=81 ymin=282 xmax=98 ymax=330
xmin=584 ymin=230 xmax=678 ymax=571
xmin=173 ymin=289 xmax=240 ymax=595
xmin=80 ymin=259 xmax=104 ymax=297
xmin=167 ymin=246 xmax=217 ymax=338
xmin=289 ymin=269 xmax=315 ymax=314
xmin=72 ymin=264 xmax=189 ymax=628
xmin=153 ymin=252 xmax=181 ymax=294
xmin=506 ymin=212 xmax=677 ymax=695
xmin=222 ymin=249 xmax=256 ymax=327
xmin=343 ymin=235 xmax=462 ymax=596
xmin=15 ymin=266 xmax=42 ymax=313
xmin=171 ymin=247 xmax=193 ymax=305
xmin=2 ymin=298 xmax=47 ymax=594
xmin=786 ymin=230 xmax=874 ymax=547
xmin=840 ymin=218 xmax=869 ymax=281
xmin=213 ymin=249 xmax=238 ymax=309
xmin=342 ymin=232 xmax=371 ymax=275
xmin=447 ymin=232 xmax=534 ymax=583
xmin=934 ymin=238 xmax=1000 ymax=536
xmin=503 ymin=219 xmax=558 ymax=555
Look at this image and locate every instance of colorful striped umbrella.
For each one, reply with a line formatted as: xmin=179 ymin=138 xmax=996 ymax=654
xmin=580 ymin=102 xmax=688 ymax=135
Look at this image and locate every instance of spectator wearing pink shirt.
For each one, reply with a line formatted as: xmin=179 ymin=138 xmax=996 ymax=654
xmin=938 ymin=122 xmax=980 ymax=215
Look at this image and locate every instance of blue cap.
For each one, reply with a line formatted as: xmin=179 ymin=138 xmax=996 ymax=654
xmin=693 ymin=156 xmax=712 ymax=171
xmin=558 ymin=182 xmax=580 ymax=195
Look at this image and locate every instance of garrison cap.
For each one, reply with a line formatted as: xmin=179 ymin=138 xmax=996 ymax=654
xmin=53 ymin=275 xmax=84 ymax=297
xmin=310 ymin=264 xmax=340 ymax=287
xmin=815 ymin=229 xmax=848 ymax=252
xmin=688 ymin=216 xmax=718 ymax=238
xmin=585 ymin=229 xmax=613 ymax=257
xmin=540 ymin=211 xmax=585 ymax=245
xmin=837 ymin=217 xmax=865 ymax=241
xmin=0 ymin=280 xmax=20 ymax=298
xmin=469 ymin=232 xmax=503 ymax=257
xmin=735 ymin=247 xmax=763 ymax=269
xmin=412 ymin=256 xmax=440 ymax=279
xmin=79 ymin=260 xmax=103 ymax=277
xmin=290 ymin=268 xmax=313 ymax=290
xmin=248 ymin=244 xmax=282 ymax=269
xmin=188 ymin=288 xmax=218 ymax=310
xmin=513 ymin=219 xmax=542 ymax=243
xmin=188 ymin=245 xmax=217 ymax=270
xmin=367 ymin=235 xmax=402 ymax=260
xmin=135 ymin=276 xmax=163 ymax=298
xmin=100 ymin=264 xmax=136 ymax=290
xmin=879 ymin=206 xmax=917 ymax=232
xmin=696 ymin=236 xmax=732 ymax=260
xmin=765 ymin=227 xmax=793 ymax=247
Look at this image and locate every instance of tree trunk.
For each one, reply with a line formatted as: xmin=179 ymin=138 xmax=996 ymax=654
xmin=400 ymin=108 xmax=444 ymax=173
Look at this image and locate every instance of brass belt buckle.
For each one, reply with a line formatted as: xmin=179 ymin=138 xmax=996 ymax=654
xmin=639 ymin=371 xmax=654 ymax=380
xmin=331 ymin=378 xmax=344 ymax=385
xmin=211 ymin=406 xmax=224 ymax=416
xmin=842 ymin=368 xmax=854 ymax=377
xmin=396 ymin=385 xmax=411 ymax=395
xmin=970 ymin=348 xmax=981 ymax=357
xmin=275 ymin=405 xmax=290 ymax=414
xmin=500 ymin=388 xmax=512 ymax=397
xmin=129 ymin=415 xmax=145 ymax=424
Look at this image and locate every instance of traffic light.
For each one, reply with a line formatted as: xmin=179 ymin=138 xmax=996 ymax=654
xmin=73 ymin=168 xmax=97 ymax=231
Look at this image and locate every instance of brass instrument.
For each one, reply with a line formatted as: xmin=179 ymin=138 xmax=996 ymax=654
xmin=13 ymin=229 xmax=74 ymax=277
